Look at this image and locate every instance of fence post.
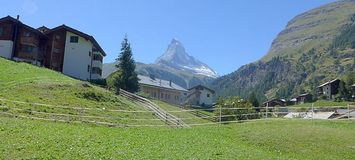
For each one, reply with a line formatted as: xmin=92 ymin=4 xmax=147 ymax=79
xmin=219 ymin=107 xmax=222 ymax=124
xmin=312 ymin=103 xmax=314 ymax=120
xmin=348 ymin=104 xmax=350 ymax=120
xmin=166 ymin=113 xmax=168 ymax=123
xmin=265 ymin=103 xmax=269 ymax=119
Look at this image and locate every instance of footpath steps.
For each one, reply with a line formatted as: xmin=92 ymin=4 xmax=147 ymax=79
xmin=119 ymin=89 xmax=189 ymax=128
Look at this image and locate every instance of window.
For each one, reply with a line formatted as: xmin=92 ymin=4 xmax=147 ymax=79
xmin=23 ymin=32 xmax=32 ymax=37
xmin=22 ymin=45 xmax=34 ymax=53
xmin=70 ymin=36 xmax=79 ymax=43
xmin=89 ymin=51 xmax=92 ymax=57
xmin=92 ymin=67 xmax=102 ymax=75
xmin=207 ymin=94 xmax=210 ymax=98
xmin=0 ymin=27 xmax=3 ymax=36
xmin=55 ymin=35 xmax=61 ymax=40
xmin=87 ymin=65 xmax=90 ymax=72
xmin=93 ymin=54 xmax=103 ymax=62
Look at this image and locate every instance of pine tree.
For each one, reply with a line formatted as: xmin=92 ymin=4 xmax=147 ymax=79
xmin=337 ymin=80 xmax=348 ymax=100
xmin=248 ymin=92 xmax=260 ymax=107
xmin=114 ymin=35 xmax=139 ymax=93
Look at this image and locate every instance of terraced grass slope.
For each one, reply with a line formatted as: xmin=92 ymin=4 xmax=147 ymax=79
xmin=0 ymin=58 xmax=164 ymax=126
xmin=153 ymin=100 xmax=212 ymax=125
xmin=0 ymin=117 xmax=354 ymax=159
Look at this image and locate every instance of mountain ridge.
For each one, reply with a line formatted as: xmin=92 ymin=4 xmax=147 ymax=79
xmin=155 ymin=38 xmax=218 ymax=78
xmin=212 ymin=0 xmax=355 ymax=101
xmin=103 ymin=39 xmax=218 ymax=89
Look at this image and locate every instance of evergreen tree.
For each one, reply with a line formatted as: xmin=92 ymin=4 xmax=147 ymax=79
xmin=337 ymin=80 xmax=348 ymax=100
xmin=248 ymin=92 xmax=260 ymax=107
xmin=114 ymin=35 xmax=139 ymax=93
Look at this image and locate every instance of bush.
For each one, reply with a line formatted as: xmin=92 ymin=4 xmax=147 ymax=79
xmin=90 ymin=79 xmax=107 ymax=87
xmin=75 ymin=91 xmax=110 ymax=102
xmin=214 ymin=96 xmax=257 ymax=121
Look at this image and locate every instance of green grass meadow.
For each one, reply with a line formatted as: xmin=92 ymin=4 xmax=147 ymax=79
xmin=1 ymin=58 xmax=355 ymax=159
xmin=0 ymin=58 xmax=163 ymax=126
xmin=0 ymin=117 xmax=354 ymax=159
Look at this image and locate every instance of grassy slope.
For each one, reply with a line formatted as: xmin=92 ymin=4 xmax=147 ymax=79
xmin=0 ymin=58 xmax=163 ymax=126
xmin=153 ymin=100 xmax=211 ymax=124
xmin=0 ymin=116 xmax=354 ymax=159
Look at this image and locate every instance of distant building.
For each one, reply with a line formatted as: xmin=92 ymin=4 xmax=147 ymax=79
xmin=263 ymin=98 xmax=286 ymax=107
xmin=317 ymin=79 xmax=340 ymax=100
xmin=42 ymin=25 xmax=105 ymax=80
xmin=138 ymin=75 xmax=188 ymax=105
xmin=186 ymin=85 xmax=215 ymax=107
xmin=0 ymin=15 xmax=105 ymax=81
xmin=295 ymin=93 xmax=312 ymax=104
xmin=289 ymin=98 xmax=297 ymax=105
xmin=0 ymin=16 xmax=46 ymax=65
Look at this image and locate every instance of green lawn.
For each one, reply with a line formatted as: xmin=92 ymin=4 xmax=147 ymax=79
xmin=1 ymin=58 xmax=355 ymax=159
xmin=0 ymin=58 xmax=163 ymax=126
xmin=153 ymin=100 xmax=212 ymax=125
xmin=0 ymin=116 xmax=354 ymax=159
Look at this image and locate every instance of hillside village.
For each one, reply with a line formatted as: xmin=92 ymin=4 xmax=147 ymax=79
xmin=0 ymin=15 xmax=217 ymax=109
xmin=0 ymin=0 xmax=355 ymax=159
xmin=0 ymin=14 xmax=354 ymax=120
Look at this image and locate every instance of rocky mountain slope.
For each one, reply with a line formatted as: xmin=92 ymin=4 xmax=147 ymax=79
xmin=155 ymin=39 xmax=218 ymax=78
xmin=212 ymin=0 xmax=355 ymax=101
xmin=103 ymin=39 xmax=217 ymax=89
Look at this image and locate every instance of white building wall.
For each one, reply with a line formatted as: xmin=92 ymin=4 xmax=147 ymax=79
xmin=62 ymin=31 xmax=93 ymax=80
xmin=0 ymin=40 xmax=13 ymax=59
xmin=198 ymin=89 xmax=214 ymax=106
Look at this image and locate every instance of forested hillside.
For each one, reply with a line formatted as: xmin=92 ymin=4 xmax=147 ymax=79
xmin=212 ymin=0 xmax=355 ymax=101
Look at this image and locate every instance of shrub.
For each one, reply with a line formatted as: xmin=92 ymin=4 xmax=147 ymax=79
xmin=90 ymin=79 xmax=107 ymax=87
xmin=75 ymin=91 xmax=110 ymax=102
xmin=214 ymin=96 xmax=256 ymax=121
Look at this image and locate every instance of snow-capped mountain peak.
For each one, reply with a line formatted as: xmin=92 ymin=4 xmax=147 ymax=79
xmin=155 ymin=39 xmax=218 ymax=78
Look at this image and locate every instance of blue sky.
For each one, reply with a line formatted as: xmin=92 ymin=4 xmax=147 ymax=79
xmin=2 ymin=0 xmax=335 ymax=75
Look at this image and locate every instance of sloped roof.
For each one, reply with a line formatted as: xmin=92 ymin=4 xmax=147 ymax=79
xmin=138 ymin=75 xmax=187 ymax=92
xmin=263 ymin=98 xmax=285 ymax=104
xmin=296 ymin=93 xmax=311 ymax=98
xmin=0 ymin=16 xmax=46 ymax=38
xmin=45 ymin=25 xmax=106 ymax=56
xmin=188 ymin=85 xmax=215 ymax=94
xmin=318 ymin=79 xmax=340 ymax=88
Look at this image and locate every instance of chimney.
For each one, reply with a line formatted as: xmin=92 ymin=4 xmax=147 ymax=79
xmin=16 ymin=15 xmax=20 ymax=20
